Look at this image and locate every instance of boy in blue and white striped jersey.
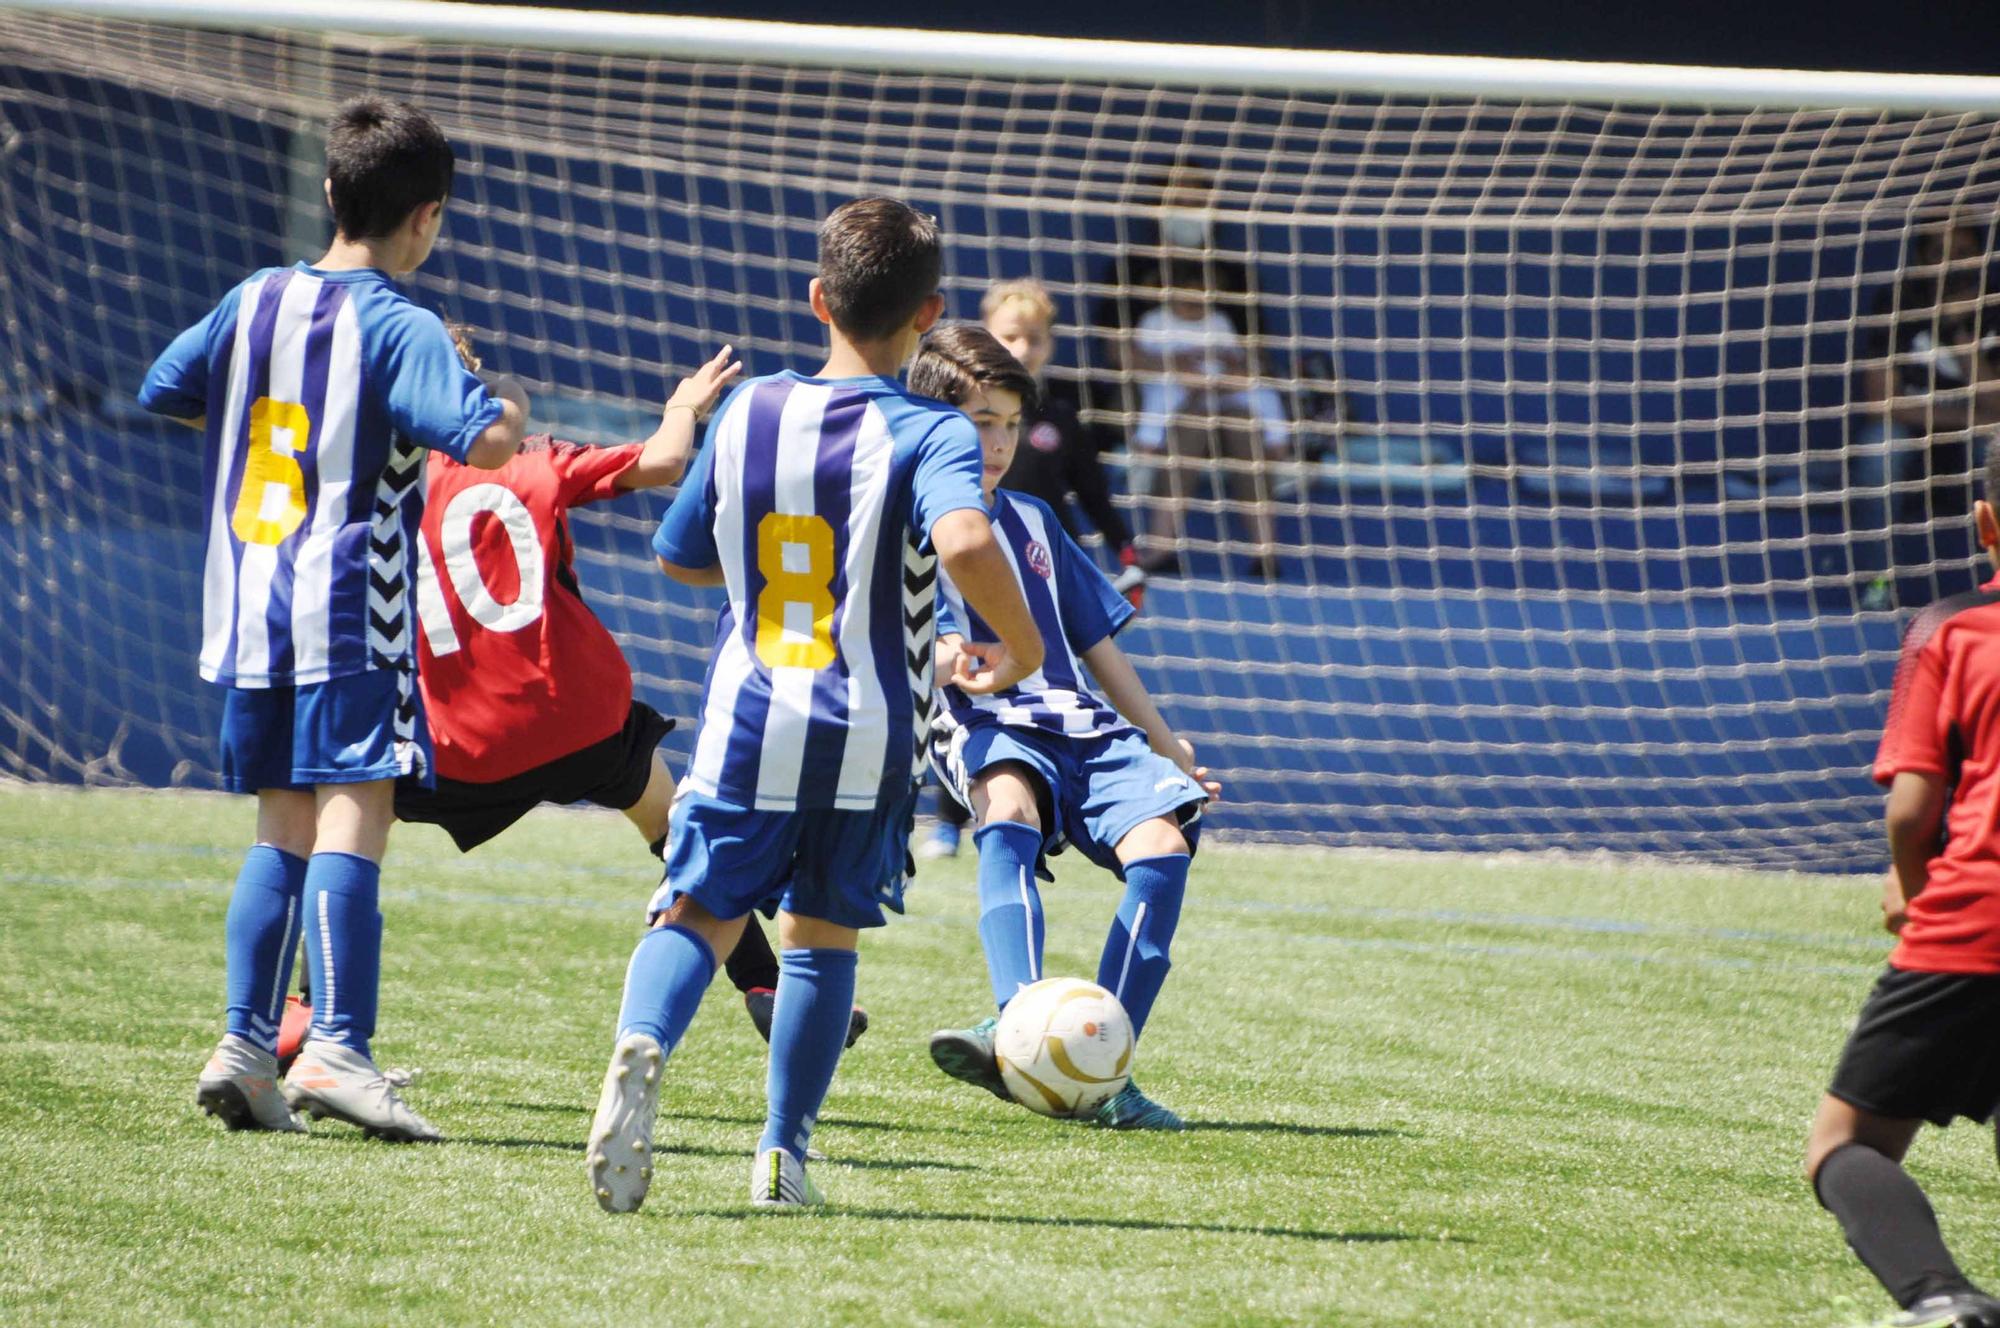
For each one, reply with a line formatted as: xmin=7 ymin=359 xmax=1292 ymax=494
xmin=913 ymin=324 xmax=1222 ymax=1132
xmin=139 ymin=97 xmax=525 ymax=1141
xmin=586 ymin=199 xmax=1045 ymax=1213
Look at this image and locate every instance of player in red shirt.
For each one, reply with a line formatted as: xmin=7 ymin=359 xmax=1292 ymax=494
xmin=1806 ymin=445 xmax=2000 ymax=1328
xmin=278 ymin=332 xmax=864 ymax=1054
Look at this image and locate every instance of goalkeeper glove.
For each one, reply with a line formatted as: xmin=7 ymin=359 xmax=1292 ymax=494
xmin=1112 ymin=545 xmax=1147 ymax=611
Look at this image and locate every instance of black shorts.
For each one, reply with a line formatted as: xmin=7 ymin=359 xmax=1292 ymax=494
xmin=394 ymin=702 xmax=674 ymax=853
xmin=1827 ymin=965 xmax=2000 ymax=1128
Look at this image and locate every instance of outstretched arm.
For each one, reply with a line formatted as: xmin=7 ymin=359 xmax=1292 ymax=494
xmin=1081 ymin=635 xmax=1221 ymax=800
xmin=619 ymin=345 xmax=742 ymax=490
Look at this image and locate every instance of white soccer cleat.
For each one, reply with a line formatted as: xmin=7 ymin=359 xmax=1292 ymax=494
xmin=196 ymin=1033 xmax=305 ymax=1133
xmin=750 ymin=1146 xmax=825 ymax=1209
xmin=587 ymin=1033 xmax=664 ymax=1214
xmin=282 ymin=1039 xmax=441 ymax=1143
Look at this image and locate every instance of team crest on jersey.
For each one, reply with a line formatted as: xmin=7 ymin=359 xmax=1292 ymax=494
xmin=1028 ymin=421 xmax=1062 ymax=453
xmin=1025 ymin=540 xmax=1054 ymax=579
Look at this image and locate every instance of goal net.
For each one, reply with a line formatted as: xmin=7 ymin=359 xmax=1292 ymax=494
xmin=3 ymin=1 xmax=1998 ymax=870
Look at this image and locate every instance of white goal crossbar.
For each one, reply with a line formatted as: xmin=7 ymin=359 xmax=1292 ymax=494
xmin=14 ymin=0 xmax=2000 ymax=111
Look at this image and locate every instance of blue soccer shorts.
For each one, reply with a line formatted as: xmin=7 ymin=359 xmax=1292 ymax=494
xmin=647 ymin=785 xmax=918 ymax=931
xmin=932 ymin=723 xmax=1205 ymax=876
xmin=219 ymin=666 xmax=433 ymax=794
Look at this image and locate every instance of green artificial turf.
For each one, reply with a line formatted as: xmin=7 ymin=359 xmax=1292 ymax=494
xmin=1 ymin=784 xmax=1990 ymax=1326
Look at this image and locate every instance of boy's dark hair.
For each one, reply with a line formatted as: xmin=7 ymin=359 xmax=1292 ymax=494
xmin=908 ymin=323 xmax=1039 ymax=412
xmin=326 ymin=97 xmax=455 ymax=240
xmin=818 ymin=198 xmax=943 ymax=342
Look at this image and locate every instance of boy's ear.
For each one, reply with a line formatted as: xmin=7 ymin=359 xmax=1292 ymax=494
xmin=808 ymin=277 xmax=834 ymax=327
xmin=410 ymin=200 xmax=444 ymax=237
xmin=323 ymin=178 xmax=335 ymax=210
xmin=912 ymin=292 xmax=946 ymax=335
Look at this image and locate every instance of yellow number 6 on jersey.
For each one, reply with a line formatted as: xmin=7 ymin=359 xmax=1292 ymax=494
xmin=231 ymin=396 xmax=314 ymax=547
xmin=755 ymin=512 xmax=837 ymax=670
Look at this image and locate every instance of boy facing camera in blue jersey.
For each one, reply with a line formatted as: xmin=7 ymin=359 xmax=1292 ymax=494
xmin=138 ymin=97 xmax=527 ymax=1142
xmin=913 ymin=324 xmax=1221 ymax=1131
xmin=587 ymin=198 xmax=1045 ymax=1212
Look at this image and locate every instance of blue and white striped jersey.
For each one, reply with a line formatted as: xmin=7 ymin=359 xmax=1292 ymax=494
xmin=139 ymin=264 xmax=500 ymax=689
xmin=652 ymin=371 xmax=986 ymax=813
xmin=935 ymin=490 xmax=1136 ymax=741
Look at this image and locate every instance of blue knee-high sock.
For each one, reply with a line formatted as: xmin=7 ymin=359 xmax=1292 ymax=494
xmin=759 ymin=947 xmax=858 ymax=1162
xmin=615 ymin=924 xmax=717 ymax=1053
xmin=223 ymin=844 xmax=308 ymax=1053
xmin=975 ymin=821 xmax=1045 ymax=1011
xmin=1096 ymin=854 xmax=1188 ymax=1042
xmin=302 ymin=852 xmax=383 ymax=1060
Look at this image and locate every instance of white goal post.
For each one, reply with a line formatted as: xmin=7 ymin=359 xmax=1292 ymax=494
xmin=3 ymin=0 xmax=1998 ymax=870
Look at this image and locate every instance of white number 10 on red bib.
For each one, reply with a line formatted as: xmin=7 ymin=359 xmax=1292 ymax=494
xmin=415 ymin=483 xmax=547 ymax=655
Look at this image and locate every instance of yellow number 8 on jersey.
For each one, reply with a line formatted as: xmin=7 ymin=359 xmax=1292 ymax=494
xmin=230 ymin=396 xmax=314 ymax=547
xmin=755 ymin=512 xmax=837 ymax=670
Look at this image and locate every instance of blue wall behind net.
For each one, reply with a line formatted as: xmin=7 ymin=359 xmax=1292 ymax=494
xmin=1 ymin=62 xmax=1936 ymax=868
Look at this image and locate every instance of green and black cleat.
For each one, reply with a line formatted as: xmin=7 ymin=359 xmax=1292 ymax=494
xmin=928 ymin=1015 xmax=1010 ymax=1101
xmin=1090 ymin=1080 xmax=1185 ymax=1131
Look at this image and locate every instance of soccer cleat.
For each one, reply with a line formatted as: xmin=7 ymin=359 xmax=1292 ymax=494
xmin=744 ymin=988 xmax=870 ymax=1049
xmin=1860 ymin=1293 xmax=2000 ymax=1327
xmin=745 ymin=988 xmax=774 ymax=1041
xmin=273 ymin=1000 xmax=420 ymax=1086
xmin=917 ymin=823 xmax=961 ymax=861
xmin=1090 ymin=1080 xmax=1185 ymax=1131
xmin=750 ymin=1146 xmax=825 ymax=1209
xmin=274 ymin=995 xmax=312 ymax=1075
xmin=195 ymin=1033 xmax=306 ymax=1133
xmin=927 ymin=1015 xmax=1010 ymax=1102
xmin=282 ymin=1039 xmax=441 ymax=1143
xmin=587 ymin=1033 xmax=664 ymax=1214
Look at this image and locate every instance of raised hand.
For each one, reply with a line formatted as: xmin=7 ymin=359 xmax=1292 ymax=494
xmin=666 ymin=344 xmax=743 ymax=423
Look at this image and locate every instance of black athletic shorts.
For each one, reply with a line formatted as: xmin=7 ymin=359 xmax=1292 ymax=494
xmin=394 ymin=702 xmax=674 ymax=853
xmin=1827 ymin=965 xmax=2000 ymax=1128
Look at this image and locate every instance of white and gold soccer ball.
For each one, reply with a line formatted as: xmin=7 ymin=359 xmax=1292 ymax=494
xmin=993 ymin=977 xmax=1134 ymax=1118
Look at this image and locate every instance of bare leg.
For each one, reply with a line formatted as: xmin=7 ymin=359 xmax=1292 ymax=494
xmin=620 ymin=750 xmax=675 ymax=847
xmin=255 ymin=789 xmax=317 ymax=858
xmin=313 ymin=777 xmax=395 ymax=864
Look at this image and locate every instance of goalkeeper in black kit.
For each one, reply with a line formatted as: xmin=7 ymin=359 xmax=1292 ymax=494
xmin=921 ymin=277 xmax=1147 ymax=861
xmin=982 ymin=279 xmax=1145 ymax=593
